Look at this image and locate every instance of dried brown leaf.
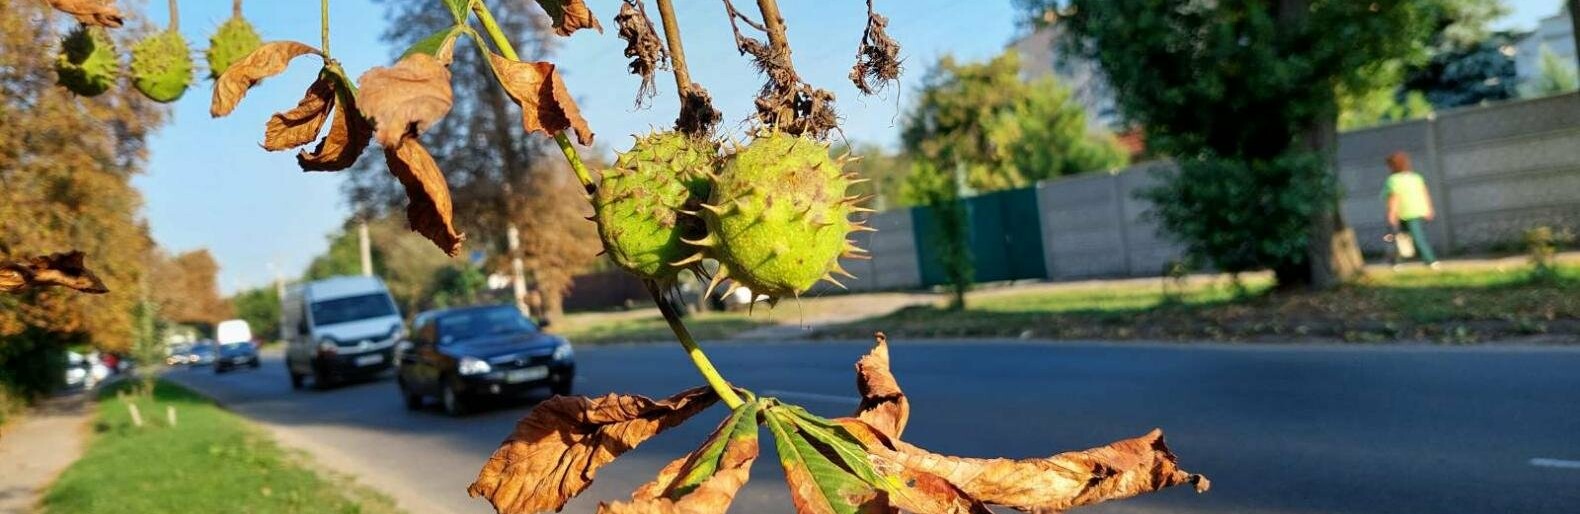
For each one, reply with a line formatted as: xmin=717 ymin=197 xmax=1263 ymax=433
xmin=613 ymin=0 xmax=666 ymax=106
xmin=383 ymin=139 xmax=464 ymax=256
xmin=536 ymin=0 xmax=603 ymax=37
xmin=598 ymin=402 xmax=759 ymax=514
xmin=853 ymin=332 xmax=908 ymax=439
xmin=263 ymin=75 xmax=335 ymax=151
xmin=0 ymin=252 xmax=108 ymax=294
xmin=211 ymin=41 xmax=322 ymax=118
xmin=487 ymin=53 xmax=594 ymax=145
xmin=358 ymin=53 xmax=454 ymax=148
xmin=841 ymin=420 xmax=1209 ymax=512
xmin=850 ymin=1 xmax=901 ymax=95
xmin=46 ymin=0 xmax=124 ymax=28
xmin=469 ymin=387 xmax=719 ymax=514
xmin=297 ymin=86 xmax=373 ymax=172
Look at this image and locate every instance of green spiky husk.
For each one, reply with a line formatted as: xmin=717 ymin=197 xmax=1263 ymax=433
xmin=206 ymin=15 xmax=261 ymax=79
xmin=55 ymin=26 xmax=119 ymax=97
xmin=131 ymin=30 xmax=193 ymax=103
xmin=594 ymin=131 xmax=719 ymax=280
xmin=703 ymin=131 xmax=856 ymax=300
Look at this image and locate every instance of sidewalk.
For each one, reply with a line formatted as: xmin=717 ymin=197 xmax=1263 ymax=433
xmin=0 ymin=393 xmax=92 ymax=514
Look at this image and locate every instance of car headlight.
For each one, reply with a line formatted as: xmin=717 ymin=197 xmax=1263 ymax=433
xmin=458 ymin=356 xmax=492 ymax=376
xmin=317 ymin=338 xmax=339 ymax=354
xmin=552 ymin=342 xmax=573 ymax=362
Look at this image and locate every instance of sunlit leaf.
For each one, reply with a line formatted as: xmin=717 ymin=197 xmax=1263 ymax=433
xmin=598 ymin=399 xmax=762 ymax=513
xmin=0 ymin=251 xmax=109 ymax=294
xmin=297 ymin=69 xmax=372 ymax=172
xmin=401 ymin=25 xmax=464 ymax=63
xmin=469 ymin=387 xmax=719 ymax=514
xmin=46 ymin=0 xmax=123 ymax=28
xmin=534 ymin=0 xmax=603 ymax=37
xmin=486 ymin=53 xmax=594 ymax=145
xmin=443 ymin=0 xmax=472 ymax=24
xmin=852 ymin=332 xmax=907 ymax=439
xmin=210 ymin=41 xmax=322 ymax=117
xmin=764 ymin=406 xmax=885 ymax=514
xmin=263 ymin=74 xmax=335 ymax=151
xmin=383 ymin=139 xmax=464 ymax=255
xmin=358 ymin=53 xmax=454 ymax=148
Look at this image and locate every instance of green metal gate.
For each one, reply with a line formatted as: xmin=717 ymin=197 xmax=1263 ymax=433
xmin=913 ymin=187 xmax=1047 ymax=287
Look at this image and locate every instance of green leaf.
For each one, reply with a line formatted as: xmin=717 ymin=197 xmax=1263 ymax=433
xmin=443 ymin=0 xmax=472 ymax=24
xmin=401 ymin=25 xmax=463 ymax=61
xmin=666 ymin=399 xmax=761 ymax=499
xmin=764 ymin=407 xmax=882 ymax=514
xmin=779 ymin=405 xmax=895 ymax=491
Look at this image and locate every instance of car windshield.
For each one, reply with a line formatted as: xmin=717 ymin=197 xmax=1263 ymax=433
xmin=221 ymin=342 xmax=251 ymax=352
xmin=435 ymin=307 xmax=536 ymax=344
xmin=311 ymin=293 xmax=396 ymax=326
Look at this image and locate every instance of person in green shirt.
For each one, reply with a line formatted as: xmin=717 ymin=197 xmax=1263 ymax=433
xmin=1381 ymin=151 xmax=1439 ymax=270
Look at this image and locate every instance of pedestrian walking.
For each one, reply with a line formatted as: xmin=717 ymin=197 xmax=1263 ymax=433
xmin=1381 ymin=151 xmax=1440 ymax=270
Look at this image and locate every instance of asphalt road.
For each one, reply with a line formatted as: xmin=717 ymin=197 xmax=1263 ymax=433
xmin=166 ymin=341 xmax=1580 ymax=514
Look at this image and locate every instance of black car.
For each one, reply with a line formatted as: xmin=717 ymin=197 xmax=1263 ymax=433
xmin=396 ymin=305 xmax=574 ymax=415
xmin=214 ymin=342 xmax=261 ymax=373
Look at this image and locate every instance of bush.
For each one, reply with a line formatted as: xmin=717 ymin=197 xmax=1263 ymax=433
xmin=1524 ymin=225 xmax=1575 ymax=280
xmin=0 ymin=328 xmax=72 ymax=404
xmin=1143 ymin=152 xmax=1333 ymax=276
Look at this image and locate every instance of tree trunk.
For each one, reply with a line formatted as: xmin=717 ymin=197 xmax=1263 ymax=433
xmin=1301 ymin=110 xmax=1366 ymax=289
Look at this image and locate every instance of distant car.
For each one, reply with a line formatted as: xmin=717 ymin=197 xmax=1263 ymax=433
xmin=187 ymin=342 xmax=216 ymax=367
xmin=396 ymin=305 xmax=574 ymax=416
xmin=166 ymin=343 xmax=194 ymax=366
xmin=64 ymin=351 xmax=89 ymax=389
xmin=282 ymin=276 xmax=404 ymax=389
xmin=214 ymin=342 xmax=261 ymax=373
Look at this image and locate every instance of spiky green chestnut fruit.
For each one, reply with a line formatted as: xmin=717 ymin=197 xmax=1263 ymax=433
xmin=55 ymin=26 xmax=119 ymax=97
xmin=130 ymin=30 xmax=193 ymax=103
xmin=694 ymin=131 xmax=872 ymax=302
xmin=593 ymin=131 xmax=719 ymax=281
xmin=206 ymin=15 xmax=261 ymax=79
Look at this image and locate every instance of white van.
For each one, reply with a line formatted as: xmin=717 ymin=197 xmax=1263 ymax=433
xmin=282 ymin=276 xmax=403 ymax=389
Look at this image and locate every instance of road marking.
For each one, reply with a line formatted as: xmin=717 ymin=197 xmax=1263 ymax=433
xmin=1529 ymin=458 xmax=1580 ymax=470
xmin=760 ymin=390 xmax=860 ymax=406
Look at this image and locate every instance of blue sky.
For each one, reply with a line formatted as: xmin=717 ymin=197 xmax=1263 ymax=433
xmin=134 ymin=0 xmax=1561 ymax=294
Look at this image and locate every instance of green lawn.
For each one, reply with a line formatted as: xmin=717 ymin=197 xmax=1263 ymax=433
xmin=43 ymin=380 xmax=402 ymax=514
xmin=823 ymin=265 xmax=1580 ymax=343
xmin=552 ymin=310 xmax=768 ymax=344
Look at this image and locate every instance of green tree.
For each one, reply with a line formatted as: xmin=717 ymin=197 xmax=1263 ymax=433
xmin=229 ymin=286 xmax=279 ymax=343
xmin=900 ymin=51 xmax=1126 ymax=194
xmin=904 ymin=163 xmax=972 ymax=310
xmin=1340 ymin=88 xmax=1434 ymax=130
xmin=1048 ymin=0 xmax=1440 ymax=287
xmin=1521 ymin=47 xmax=1579 ymax=98
xmin=304 ymin=224 xmax=375 ymax=280
xmin=830 ymin=142 xmax=912 ymax=210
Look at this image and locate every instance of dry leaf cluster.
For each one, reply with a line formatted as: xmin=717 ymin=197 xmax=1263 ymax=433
xmin=470 ymin=334 xmax=1208 ymax=514
xmin=849 ymin=0 xmax=902 ymax=95
xmin=614 ymin=0 xmax=667 ymax=106
xmin=46 ymin=0 xmax=124 ymax=28
xmin=0 ymin=252 xmax=108 ymax=295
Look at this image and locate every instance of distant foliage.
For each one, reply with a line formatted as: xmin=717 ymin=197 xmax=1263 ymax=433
xmin=1521 ymin=48 xmax=1579 ymax=99
xmin=229 ymin=286 xmax=280 ymax=343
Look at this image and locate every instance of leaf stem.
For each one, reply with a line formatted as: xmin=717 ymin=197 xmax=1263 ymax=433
xmin=472 ymin=1 xmax=596 ymax=193
xmin=320 ymin=0 xmax=330 ymax=55
xmin=168 ymin=0 xmax=179 ymax=31
xmin=754 ymin=0 xmax=791 ymax=63
xmin=645 ymin=280 xmax=745 ymax=409
xmin=654 ymin=0 xmax=691 ymax=97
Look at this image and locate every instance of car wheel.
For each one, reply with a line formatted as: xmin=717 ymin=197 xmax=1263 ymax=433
xmin=441 ymin=381 xmax=467 ymax=416
xmin=289 ymin=371 xmax=304 ymax=390
xmin=313 ymin=367 xmax=335 ymax=390
xmin=399 ymin=379 xmax=423 ymax=411
xmin=250 ymin=359 xmax=261 ymax=369
xmin=551 ymin=377 xmax=573 ymax=396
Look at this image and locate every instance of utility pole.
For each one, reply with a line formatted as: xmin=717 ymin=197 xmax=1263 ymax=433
xmin=507 ymin=224 xmax=530 ymax=317
xmin=358 ymin=219 xmax=373 ymax=277
xmin=267 ymin=261 xmax=287 ymax=343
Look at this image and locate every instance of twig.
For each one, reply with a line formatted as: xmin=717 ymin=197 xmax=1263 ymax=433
xmin=167 ymin=0 xmax=179 ymax=30
xmin=320 ymin=0 xmax=330 ymax=55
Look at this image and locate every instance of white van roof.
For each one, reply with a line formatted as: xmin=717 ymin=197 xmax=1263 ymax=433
xmin=302 ymin=275 xmax=390 ymax=302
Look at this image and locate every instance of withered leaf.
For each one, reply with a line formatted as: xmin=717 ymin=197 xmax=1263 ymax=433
xmin=469 ymin=387 xmax=719 ymax=514
xmin=763 ymin=406 xmax=887 ymax=514
xmin=383 ymin=139 xmax=465 ymax=256
xmin=613 ymin=0 xmax=666 ymax=106
xmin=849 ymin=2 xmax=901 ymax=95
xmin=46 ymin=0 xmax=124 ymax=28
xmin=536 ymin=0 xmax=603 ymax=37
xmin=263 ymin=75 xmax=336 ymax=151
xmin=359 ymin=53 xmax=454 ymax=148
xmin=487 ymin=53 xmax=594 ymax=146
xmin=598 ymin=400 xmax=761 ymax=514
xmin=298 ymin=70 xmax=373 ymax=172
xmin=853 ymin=332 xmax=908 ymax=439
xmin=840 ymin=420 xmax=1209 ymax=512
xmin=0 ymin=252 xmax=108 ymax=294
xmin=211 ymin=41 xmax=322 ymax=118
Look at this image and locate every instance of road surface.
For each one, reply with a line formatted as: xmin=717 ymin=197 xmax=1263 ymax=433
xmin=167 ymin=340 xmax=1580 ymax=514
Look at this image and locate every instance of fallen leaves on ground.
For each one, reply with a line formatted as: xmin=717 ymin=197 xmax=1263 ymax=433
xmin=0 ymin=251 xmax=109 ymax=294
xmin=598 ymin=400 xmax=760 ymax=514
xmin=358 ymin=53 xmax=454 ymax=148
xmin=46 ymin=0 xmax=123 ymax=28
xmin=470 ymin=387 xmax=719 ymax=514
xmin=263 ymin=75 xmax=335 ymax=151
xmin=211 ymin=41 xmax=321 ymax=117
xmin=487 ymin=53 xmax=594 ymax=145
xmin=383 ymin=139 xmax=464 ymax=256
xmin=535 ymin=0 xmax=603 ymax=36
